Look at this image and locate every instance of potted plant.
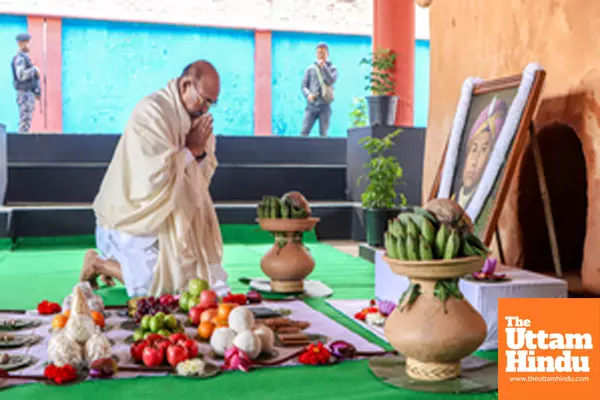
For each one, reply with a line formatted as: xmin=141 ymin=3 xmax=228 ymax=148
xmin=360 ymin=48 xmax=398 ymax=126
xmin=358 ymin=129 xmax=407 ymax=247
xmin=349 ymin=97 xmax=368 ymax=129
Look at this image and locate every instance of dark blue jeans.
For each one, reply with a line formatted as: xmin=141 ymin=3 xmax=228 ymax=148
xmin=300 ymin=103 xmax=331 ymax=137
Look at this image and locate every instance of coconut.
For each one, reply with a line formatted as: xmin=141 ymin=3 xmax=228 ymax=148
xmin=232 ymin=331 xmax=262 ymax=360
xmin=210 ymin=327 xmax=236 ymax=356
xmin=85 ymin=327 xmax=112 ymax=362
xmin=48 ymin=330 xmax=84 ymax=367
xmin=423 ymin=198 xmax=474 ymax=235
xmin=64 ymin=287 xmax=96 ymax=344
xmin=253 ymin=324 xmax=275 ymax=353
xmin=280 ymin=191 xmax=311 ymax=216
xmin=228 ymin=307 xmax=255 ymax=333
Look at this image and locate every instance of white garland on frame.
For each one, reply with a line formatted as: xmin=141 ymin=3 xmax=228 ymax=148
xmin=465 ymin=62 xmax=544 ymax=220
xmin=437 ymin=76 xmax=484 ymax=198
xmin=436 ymin=62 xmax=544 ymax=222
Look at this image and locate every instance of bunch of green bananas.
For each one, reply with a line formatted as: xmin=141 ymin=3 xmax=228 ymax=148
xmin=257 ymin=196 xmax=308 ymax=219
xmin=384 ymin=207 xmax=489 ymax=261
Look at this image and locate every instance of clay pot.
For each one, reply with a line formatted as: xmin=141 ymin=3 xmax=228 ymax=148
xmin=383 ymin=256 xmax=487 ymax=382
xmin=258 ymin=218 xmax=320 ymax=293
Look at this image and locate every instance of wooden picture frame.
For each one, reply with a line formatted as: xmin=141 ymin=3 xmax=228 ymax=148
xmin=428 ymin=63 xmax=547 ymax=246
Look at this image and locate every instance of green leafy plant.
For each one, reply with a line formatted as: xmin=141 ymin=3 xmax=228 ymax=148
xmin=357 ymin=129 xmax=407 ymax=209
xmin=360 ymin=48 xmax=397 ymax=96
xmin=349 ymin=97 xmax=367 ymax=128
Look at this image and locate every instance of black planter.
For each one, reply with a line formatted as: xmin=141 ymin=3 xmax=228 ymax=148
xmin=364 ymin=207 xmax=403 ymax=247
xmin=366 ymin=95 xmax=399 ymax=127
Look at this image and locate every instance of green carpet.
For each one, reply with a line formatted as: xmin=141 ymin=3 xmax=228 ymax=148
xmin=0 ymin=225 xmax=498 ymax=399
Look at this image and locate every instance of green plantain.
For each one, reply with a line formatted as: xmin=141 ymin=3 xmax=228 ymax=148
xmin=384 ymin=232 xmax=399 ymax=259
xmin=406 ymin=218 xmax=420 ymax=237
xmin=434 ymin=224 xmax=450 ymax=259
xmin=443 ymin=229 xmax=460 ymax=260
xmin=419 ymin=235 xmax=434 ymax=260
xmin=406 ymin=235 xmax=419 ymax=261
xmin=396 ymin=237 xmax=408 ymax=260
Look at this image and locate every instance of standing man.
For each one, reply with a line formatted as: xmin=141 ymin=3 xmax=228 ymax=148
xmin=300 ymin=42 xmax=337 ymax=137
xmin=11 ymin=33 xmax=41 ymax=133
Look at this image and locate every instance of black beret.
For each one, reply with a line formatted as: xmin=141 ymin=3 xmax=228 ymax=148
xmin=16 ymin=33 xmax=31 ymax=42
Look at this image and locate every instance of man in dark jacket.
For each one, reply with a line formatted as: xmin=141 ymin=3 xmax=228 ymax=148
xmin=300 ymin=43 xmax=338 ymax=137
xmin=12 ymin=33 xmax=41 ymax=133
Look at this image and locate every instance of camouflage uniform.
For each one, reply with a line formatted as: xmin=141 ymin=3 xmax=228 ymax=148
xmin=12 ymin=50 xmax=40 ymax=133
xmin=16 ymin=90 xmax=35 ymax=133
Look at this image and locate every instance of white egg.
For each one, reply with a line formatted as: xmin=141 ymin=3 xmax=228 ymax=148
xmin=253 ymin=324 xmax=275 ymax=353
xmin=227 ymin=307 xmax=255 ymax=333
xmin=210 ymin=327 xmax=236 ymax=356
xmin=232 ymin=331 xmax=262 ymax=360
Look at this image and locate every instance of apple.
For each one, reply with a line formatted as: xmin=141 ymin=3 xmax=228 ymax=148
xmin=144 ymin=333 xmax=164 ymax=344
xmin=159 ymin=294 xmax=175 ymax=306
xmin=188 ymin=278 xmax=210 ymax=297
xmin=179 ymin=292 xmax=192 ymax=312
xmin=200 ymin=308 xmax=218 ymax=323
xmin=199 ymin=290 xmax=218 ymax=308
xmin=187 ymin=296 xmax=200 ymax=309
xmin=164 ymin=314 xmax=179 ymax=331
xmin=166 ymin=344 xmax=189 ymax=367
xmin=142 ymin=346 xmax=164 ymax=367
xmin=130 ymin=340 xmax=149 ymax=363
xmin=169 ymin=333 xmax=188 ymax=344
xmin=180 ymin=338 xmax=199 ymax=358
xmin=155 ymin=338 xmax=171 ymax=354
xmin=188 ymin=305 xmax=205 ymax=326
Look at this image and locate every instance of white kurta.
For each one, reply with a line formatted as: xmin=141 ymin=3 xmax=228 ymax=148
xmin=95 ymin=148 xmax=229 ymax=298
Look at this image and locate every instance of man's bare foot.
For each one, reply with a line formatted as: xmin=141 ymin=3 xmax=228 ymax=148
xmin=81 ymin=250 xmax=100 ymax=290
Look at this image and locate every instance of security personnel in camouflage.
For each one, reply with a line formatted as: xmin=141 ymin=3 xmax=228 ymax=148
xmin=11 ymin=33 xmax=41 ymax=133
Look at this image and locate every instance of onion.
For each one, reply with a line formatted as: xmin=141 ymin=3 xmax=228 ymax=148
xmin=89 ymin=358 xmax=117 ymax=379
xmin=376 ymin=299 xmax=396 ymax=317
xmin=246 ymin=291 xmax=263 ymax=304
xmin=329 ymin=340 xmax=356 ymax=360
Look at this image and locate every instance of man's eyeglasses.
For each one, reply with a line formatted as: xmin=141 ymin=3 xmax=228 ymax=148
xmin=191 ymin=83 xmax=216 ymax=109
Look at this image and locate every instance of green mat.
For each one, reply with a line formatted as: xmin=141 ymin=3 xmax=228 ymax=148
xmin=0 ymin=225 xmax=497 ymax=399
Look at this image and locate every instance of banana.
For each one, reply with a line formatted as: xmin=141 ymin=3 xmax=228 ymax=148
xmin=396 ymin=237 xmax=408 ymax=260
xmin=385 ymin=232 xmax=399 ymax=259
xmin=406 ymin=235 xmax=419 ymax=261
xmin=443 ymin=229 xmax=460 ymax=260
xmin=406 ymin=218 xmax=420 ymax=237
xmin=434 ymin=224 xmax=450 ymax=259
xmin=419 ymin=235 xmax=434 ymax=260
xmin=394 ymin=218 xmax=407 ymax=238
xmin=280 ymin=201 xmax=290 ymax=219
xmin=270 ymin=197 xmax=279 ymax=219
xmin=419 ymin=217 xmax=436 ymax=244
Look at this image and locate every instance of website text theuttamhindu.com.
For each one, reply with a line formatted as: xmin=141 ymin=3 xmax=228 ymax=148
xmin=508 ymin=376 xmax=590 ymax=383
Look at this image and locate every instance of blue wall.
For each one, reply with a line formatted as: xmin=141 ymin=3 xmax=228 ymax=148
xmin=0 ymin=15 xmax=28 ymax=132
xmin=271 ymin=32 xmax=372 ymax=137
xmin=62 ymin=19 xmax=255 ymax=134
xmin=414 ymin=39 xmax=430 ymax=128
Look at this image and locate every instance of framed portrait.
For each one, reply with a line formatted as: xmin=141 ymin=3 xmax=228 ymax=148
xmin=428 ymin=63 xmax=547 ymax=246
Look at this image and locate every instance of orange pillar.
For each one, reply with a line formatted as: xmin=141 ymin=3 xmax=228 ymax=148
xmin=254 ymin=30 xmax=272 ymax=135
xmin=27 ymin=16 xmax=63 ymax=133
xmin=373 ymin=0 xmax=415 ymax=126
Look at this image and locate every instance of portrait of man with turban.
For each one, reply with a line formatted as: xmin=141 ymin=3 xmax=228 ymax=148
xmin=452 ymin=95 xmax=508 ymax=209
